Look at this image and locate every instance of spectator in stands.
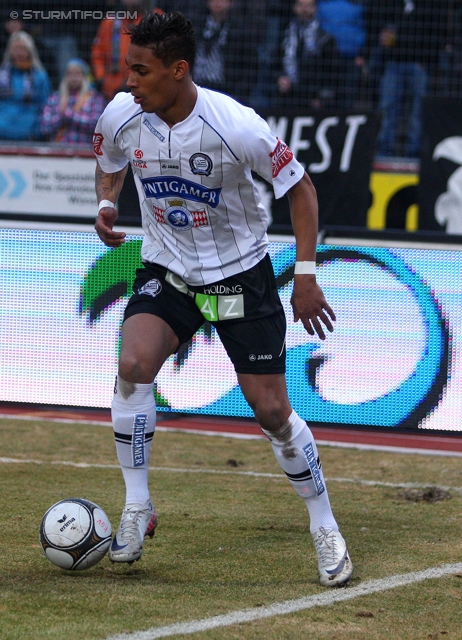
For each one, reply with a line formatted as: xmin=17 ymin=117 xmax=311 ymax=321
xmin=374 ymin=0 xmax=448 ymax=158
xmin=0 ymin=5 xmax=25 ymax=54
xmin=91 ymin=1 xmax=151 ymax=101
xmin=275 ymin=0 xmax=341 ymax=111
xmin=1 ymin=3 xmax=111 ymax=87
xmin=317 ymin=0 xmax=367 ymax=110
xmin=0 ymin=30 xmax=50 ymax=140
xmin=248 ymin=0 xmax=293 ymax=109
xmin=26 ymin=1 xmax=85 ymax=89
xmin=192 ymin=0 xmax=258 ymax=105
xmin=39 ymin=58 xmax=106 ymax=145
xmin=439 ymin=1 xmax=462 ymax=97
xmin=159 ymin=0 xmax=207 ymax=24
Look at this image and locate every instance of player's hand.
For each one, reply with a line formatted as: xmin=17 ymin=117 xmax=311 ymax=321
xmin=291 ymin=275 xmax=336 ymax=340
xmin=95 ymin=206 xmax=126 ymax=247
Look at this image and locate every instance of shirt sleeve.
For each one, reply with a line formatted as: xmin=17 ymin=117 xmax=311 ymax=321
xmin=39 ymin=93 xmax=61 ymax=138
xmin=93 ymin=100 xmax=128 ymax=173
xmin=238 ymin=111 xmax=305 ymax=199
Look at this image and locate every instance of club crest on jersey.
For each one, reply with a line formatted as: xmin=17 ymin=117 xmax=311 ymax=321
xmin=189 ymin=153 xmax=213 ymax=176
xmin=93 ymin=133 xmax=104 ymax=156
xmin=270 ymin=138 xmax=294 ymax=178
xmin=164 ymin=199 xmax=194 ymax=230
xmin=153 ymin=202 xmax=208 ymax=229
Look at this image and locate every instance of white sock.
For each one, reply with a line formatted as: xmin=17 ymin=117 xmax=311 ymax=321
xmin=261 ymin=410 xmax=338 ymax=534
xmin=111 ymin=375 xmax=156 ymax=507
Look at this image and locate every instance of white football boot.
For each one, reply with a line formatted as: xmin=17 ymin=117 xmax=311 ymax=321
xmin=108 ymin=502 xmax=157 ymax=564
xmin=312 ymin=527 xmax=353 ymax=587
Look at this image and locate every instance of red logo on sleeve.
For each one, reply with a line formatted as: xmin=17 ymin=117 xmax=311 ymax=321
xmin=93 ymin=133 xmax=104 ymax=156
xmin=270 ymin=139 xmax=294 ymax=178
xmin=134 ymin=148 xmax=143 ymax=159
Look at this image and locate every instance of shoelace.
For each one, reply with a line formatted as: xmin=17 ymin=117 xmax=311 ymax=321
xmin=118 ymin=508 xmax=147 ymax=542
xmin=313 ymin=527 xmax=339 ymax=566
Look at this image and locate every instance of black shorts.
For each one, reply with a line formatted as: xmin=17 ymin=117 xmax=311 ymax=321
xmin=123 ymin=254 xmax=286 ymax=374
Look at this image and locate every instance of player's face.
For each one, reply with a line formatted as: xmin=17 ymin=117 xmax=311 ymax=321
xmin=126 ymin=44 xmax=181 ymax=115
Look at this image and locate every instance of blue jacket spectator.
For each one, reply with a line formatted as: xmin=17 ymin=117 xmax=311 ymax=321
xmin=317 ymin=0 xmax=365 ymax=58
xmin=373 ymin=0 xmax=448 ymax=158
xmin=0 ymin=30 xmax=51 ymax=140
xmin=317 ymin=0 xmax=367 ymax=109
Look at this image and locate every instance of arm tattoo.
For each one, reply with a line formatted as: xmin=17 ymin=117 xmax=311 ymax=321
xmin=95 ymin=163 xmax=128 ymax=203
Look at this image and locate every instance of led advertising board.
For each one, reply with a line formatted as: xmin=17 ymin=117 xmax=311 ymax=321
xmin=1 ymin=228 xmax=459 ymax=431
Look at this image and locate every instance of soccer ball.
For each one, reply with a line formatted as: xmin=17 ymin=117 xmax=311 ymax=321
xmin=39 ymin=498 xmax=112 ymax=570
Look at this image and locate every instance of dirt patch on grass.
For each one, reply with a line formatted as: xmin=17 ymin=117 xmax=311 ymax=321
xmin=397 ymin=486 xmax=452 ymax=503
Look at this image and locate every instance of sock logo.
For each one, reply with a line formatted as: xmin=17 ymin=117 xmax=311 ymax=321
xmin=302 ymin=443 xmax=325 ymax=495
xmin=132 ymin=414 xmax=147 ymax=467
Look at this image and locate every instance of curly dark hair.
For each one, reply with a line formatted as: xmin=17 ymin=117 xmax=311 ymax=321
xmin=126 ymin=11 xmax=196 ymax=69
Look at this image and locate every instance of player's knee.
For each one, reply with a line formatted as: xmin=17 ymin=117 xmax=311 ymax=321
xmin=251 ymin=397 xmax=291 ymax=432
xmin=118 ymin=353 xmax=153 ymax=384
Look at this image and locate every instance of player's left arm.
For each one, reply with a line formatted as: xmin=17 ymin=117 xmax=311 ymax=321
xmin=287 ymin=172 xmax=336 ymax=340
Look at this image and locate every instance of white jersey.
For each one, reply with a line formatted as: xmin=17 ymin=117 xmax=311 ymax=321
xmin=94 ymin=86 xmax=304 ymax=285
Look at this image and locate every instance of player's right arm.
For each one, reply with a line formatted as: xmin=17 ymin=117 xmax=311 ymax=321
xmin=93 ymin=94 xmax=134 ymax=247
xmin=94 ymin=163 xmax=128 ymax=247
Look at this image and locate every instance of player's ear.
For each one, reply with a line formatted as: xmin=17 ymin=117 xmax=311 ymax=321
xmin=173 ymin=59 xmax=189 ymax=80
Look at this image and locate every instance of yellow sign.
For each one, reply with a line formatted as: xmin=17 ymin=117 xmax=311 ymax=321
xmin=368 ymin=172 xmax=419 ymax=231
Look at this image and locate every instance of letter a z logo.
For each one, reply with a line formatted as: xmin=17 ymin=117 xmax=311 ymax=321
xmin=196 ymin=294 xmax=218 ymax=321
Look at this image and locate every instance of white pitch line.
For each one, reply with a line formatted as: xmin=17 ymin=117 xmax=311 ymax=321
xmin=0 ymin=413 xmax=114 ymax=427
xmin=104 ymin=563 xmax=462 ymax=640
xmin=0 ymin=413 xmax=264 ymax=441
xmin=2 ymin=413 xmax=462 ymax=456
xmin=161 ymin=430 xmax=462 ymax=456
xmin=328 ymin=476 xmax=462 ymax=493
xmin=316 ymin=439 xmax=462 ymax=458
xmin=1 ymin=457 xmax=462 ymax=493
xmin=156 ymin=426 xmax=265 ymax=441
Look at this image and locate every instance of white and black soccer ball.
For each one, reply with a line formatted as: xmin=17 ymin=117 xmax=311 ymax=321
xmin=39 ymin=498 xmax=112 ymax=570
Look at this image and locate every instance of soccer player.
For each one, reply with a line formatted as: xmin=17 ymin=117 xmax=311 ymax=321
xmin=93 ymin=10 xmax=353 ymax=587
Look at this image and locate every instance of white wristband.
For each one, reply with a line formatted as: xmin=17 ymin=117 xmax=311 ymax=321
xmin=294 ymin=261 xmax=316 ymax=275
xmin=98 ymin=199 xmax=115 ymax=211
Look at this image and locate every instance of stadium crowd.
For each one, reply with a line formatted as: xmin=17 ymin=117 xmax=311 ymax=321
xmin=0 ymin=0 xmax=460 ymax=157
